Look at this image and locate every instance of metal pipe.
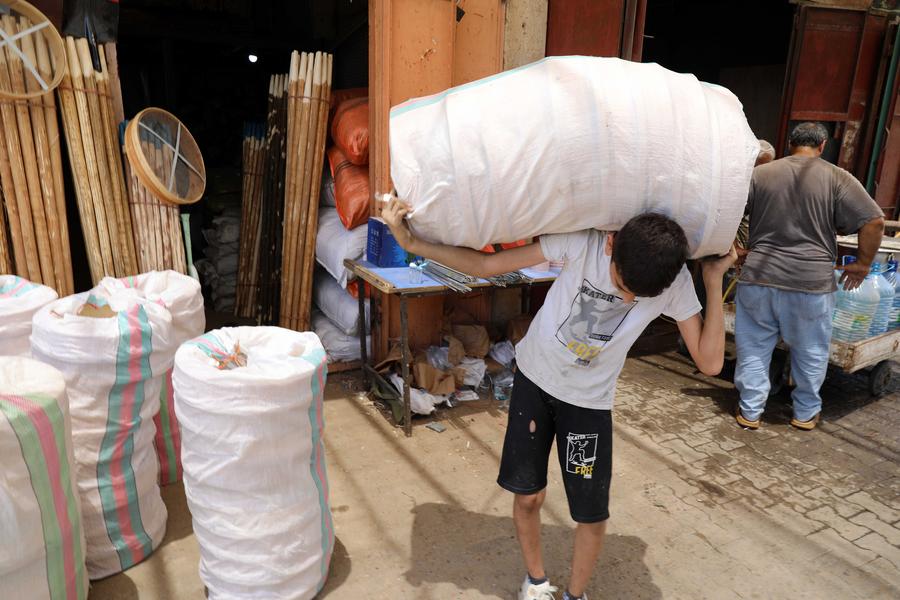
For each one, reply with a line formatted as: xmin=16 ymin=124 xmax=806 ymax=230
xmin=866 ymin=24 xmax=900 ymax=195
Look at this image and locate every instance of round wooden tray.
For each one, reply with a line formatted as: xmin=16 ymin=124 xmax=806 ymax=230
xmin=0 ymin=0 xmax=66 ymax=100
xmin=124 ymin=108 xmax=206 ymax=205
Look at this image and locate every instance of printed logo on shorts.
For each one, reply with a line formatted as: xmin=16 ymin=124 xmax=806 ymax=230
xmin=566 ymin=433 xmax=599 ymax=479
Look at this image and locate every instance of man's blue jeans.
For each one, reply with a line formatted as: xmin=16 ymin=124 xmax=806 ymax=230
xmin=734 ymin=283 xmax=835 ymax=422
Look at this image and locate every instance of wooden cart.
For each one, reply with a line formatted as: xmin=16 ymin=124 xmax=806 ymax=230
xmin=723 ymin=304 xmax=898 ymax=397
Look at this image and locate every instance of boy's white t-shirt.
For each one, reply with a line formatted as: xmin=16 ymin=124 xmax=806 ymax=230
xmin=516 ymin=230 xmax=701 ymax=410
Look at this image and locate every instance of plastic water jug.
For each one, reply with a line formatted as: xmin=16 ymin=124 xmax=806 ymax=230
xmin=887 ymin=260 xmax=900 ymax=331
xmin=832 ymin=264 xmax=880 ymax=343
xmin=868 ymin=262 xmax=894 ymax=336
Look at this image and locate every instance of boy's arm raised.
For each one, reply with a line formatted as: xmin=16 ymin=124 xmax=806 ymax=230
xmin=676 ymin=248 xmax=737 ymax=377
xmin=382 ymin=197 xmax=545 ymax=278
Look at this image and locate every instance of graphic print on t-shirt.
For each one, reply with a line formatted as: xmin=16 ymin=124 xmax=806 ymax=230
xmin=555 ymin=279 xmax=637 ymax=365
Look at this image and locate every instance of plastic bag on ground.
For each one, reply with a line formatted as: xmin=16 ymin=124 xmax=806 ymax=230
xmin=426 ymin=346 xmax=452 ymax=371
xmin=0 ymin=357 xmax=89 ymax=600
xmin=31 ymin=290 xmax=174 ymax=578
xmin=453 ymin=357 xmax=487 ymax=387
xmin=0 ymin=276 xmax=58 ymax=356
xmin=388 ymin=373 xmax=447 ymax=415
xmin=174 ymin=328 xmax=333 ymax=599
xmin=316 ymin=208 xmax=367 ymax=288
xmin=390 ymin=56 xmax=758 ymax=258
xmin=489 ymin=341 xmax=516 ymax=369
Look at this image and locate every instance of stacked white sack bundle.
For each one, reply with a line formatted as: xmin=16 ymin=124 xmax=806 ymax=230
xmin=94 ymin=272 xmax=205 ymax=485
xmin=0 ymin=357 xmax=88 ymax=600
xmin=174 ymin=327 xmax=333 ymax=599
xmin=0 ymin=275 xmax=58 ymax=356
xmin=31 ymin=288 xmax=175 ymax=578
xmin=390 ymin=56 xmax=759 ymax=258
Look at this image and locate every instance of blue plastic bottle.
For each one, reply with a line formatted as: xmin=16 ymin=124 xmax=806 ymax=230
xmin=832 ymin=259 xmax=880 ymax=343
xmin=887 ymin=260 xmax=900 ymax=331
xmin=869 ymin=262 xmax=894 ymax=336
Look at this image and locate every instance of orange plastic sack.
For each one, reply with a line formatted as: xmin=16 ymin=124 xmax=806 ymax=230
xmin=347 ymin=280 xmax=371 ymax=299
xmin=330 ymin=87 xmax=367 ymax=113
xmin=331 ymin=98 xmax=369 ymax=166
xmin=327 ymin=146 xmax=370 ymax=230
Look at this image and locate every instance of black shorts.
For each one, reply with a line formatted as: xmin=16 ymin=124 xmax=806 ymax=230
xmin=497 ymin=369 xmax=612 ymax=523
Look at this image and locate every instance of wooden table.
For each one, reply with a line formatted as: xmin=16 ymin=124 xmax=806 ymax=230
xmin=343 ymin=259 xmax=558 ymax=435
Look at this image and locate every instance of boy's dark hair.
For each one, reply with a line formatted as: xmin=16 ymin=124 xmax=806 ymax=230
xmin=789 ymin=122 xmax=828 ymax=148
xmin=611 ymin=213 xmax=688 ymax=297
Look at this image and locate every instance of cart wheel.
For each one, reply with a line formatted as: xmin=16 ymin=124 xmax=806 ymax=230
xmin=868 ymin=361 xmax=893 ymax=397
xmin=769 ymin=350 xmax=788 ymax=397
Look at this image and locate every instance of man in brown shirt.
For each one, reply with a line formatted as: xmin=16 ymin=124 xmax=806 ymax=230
xmin=734 ymin=122 xmax=884 ymax=430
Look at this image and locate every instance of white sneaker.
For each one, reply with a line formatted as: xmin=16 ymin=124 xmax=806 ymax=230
xmin=518 ymin=576 xmax=559 ymax=600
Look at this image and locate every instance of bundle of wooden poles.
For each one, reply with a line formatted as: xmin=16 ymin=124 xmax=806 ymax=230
xmin=235 ymin=122 xmax=265 ymax=318
xmin=255 ymin=74 xmax=288 ymax=324
xmin=124 ymin=127 xmax=188 ymax=275
xmin=280 ymin=50 xmax=333 ymax=331
xmin=57 ymin=36 xmax=137 ymax=283
xmin=0 ymin=13 xmax=72 ymax=294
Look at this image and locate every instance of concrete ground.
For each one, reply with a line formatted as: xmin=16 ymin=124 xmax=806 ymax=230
xmin=90 ymin=345 xmax=900 ymax=599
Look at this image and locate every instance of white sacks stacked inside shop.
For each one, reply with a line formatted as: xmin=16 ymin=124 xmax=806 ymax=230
xmin=390 ymin=56 xmax=759 ymax=258
xmin=310 ymin=88 xmax=371 ymax=361
xmin=173 ymin=327 xmax=333 ymax=599
xmin=0 ymin=357 xmax=88 ymax=600
xmin=0 ymin=275 xmax=58 ymax=355
xmin=314 ymin=208 xmax=369 ymax=362
xmin=30 ymin=271 xmax=203 ymax=578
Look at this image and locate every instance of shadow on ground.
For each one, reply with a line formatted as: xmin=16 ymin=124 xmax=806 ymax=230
xmin=318 ymin=537 xmax=351 ymax=598
xmin=404 ymin=503 xmax=661 ymax=599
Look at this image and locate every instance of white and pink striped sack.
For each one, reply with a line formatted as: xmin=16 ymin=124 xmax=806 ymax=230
xmin=93 ymin=272 xmax=205 ymax=486
xmin=0 ymin=356 xmax=88 ymax=600
xmin=0 ymin=275 xmax=58 ymax=356
xmin=30 ymin=287 xmax=176 ymax=579
xmin=174 ymin=327 xmax=334 ymax=599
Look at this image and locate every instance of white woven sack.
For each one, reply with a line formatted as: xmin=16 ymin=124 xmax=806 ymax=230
xmin=30 ymin=290 xmax=175 ymax=579
xmin=312 ymin=310 xmax=369 ymax=363
xmin=0 ymin=357 xmax=88 ymax=600
xmin=316 ymin=207 xmax=367 ymax=288
xmin=390 ymin=56 xmax=759 ymax=258
xmin=93 ymin=272 xmax=205 ymax=486
xmin=313 ymin=268 xmax=369 ymax=336
xmin=0 ymin=276 xmax=58 ymax=356
xmin=174 ymin=327 xmax=333 ymax=599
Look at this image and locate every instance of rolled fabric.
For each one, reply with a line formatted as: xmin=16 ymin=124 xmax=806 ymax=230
xmin=0 ymin=356 xmax=88 ymax=600
xmin=174 ymin=327 xmax=333 ymax=599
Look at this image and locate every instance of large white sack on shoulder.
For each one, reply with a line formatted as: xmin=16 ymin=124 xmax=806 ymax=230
xmin=30 ymin=291 xmax=174 ymax=579
xmin=313 ymin=268 xmax=369 ymax=336
xmin=174 ymin=327 xmax=334 ymax=599
xmin=390 ymin=56 xmax=759 ymax=258
xmin=0 ymin=275 xmax=58 ymax=356
xmin=93 ymin=272 xmax=205 ymax=486
xmin=316 ymin=208 xmax=367 ymax=288
xmin=0 ymin=357 xmax=89 ymax=600
xmin=312 ymin=310 xmax=370 ymax=363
